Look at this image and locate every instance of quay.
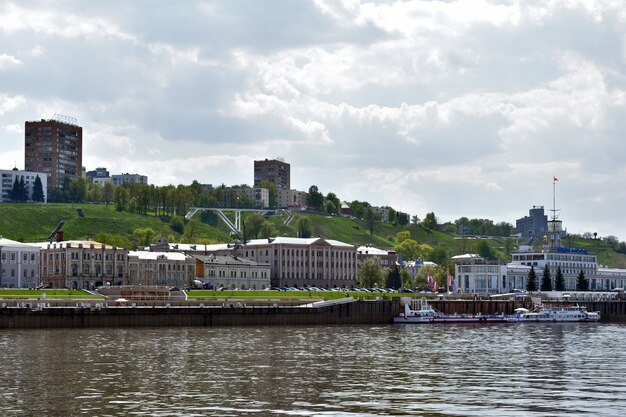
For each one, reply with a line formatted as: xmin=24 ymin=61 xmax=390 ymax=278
xmin=2 ymin=298 xmax=626 ymax=329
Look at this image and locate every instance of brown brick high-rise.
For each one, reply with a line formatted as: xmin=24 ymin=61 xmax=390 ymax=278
xmin=24 ymin=118 xmax=82 ymax=195
xmin=254 ymin=158 xmax=290 ymax=191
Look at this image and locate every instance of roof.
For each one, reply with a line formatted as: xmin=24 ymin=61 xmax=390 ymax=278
xmin=356 ymin=246 xmax=391 ymax=256
xmin=128 ymin=251 xmax=191 ymax=261
xmin=0 ymin=237 xmax=40 ymax=249
xmin=167 ymin=243 xmax=232 ymax=252
xmin=451 ymin=253 xmax=482 ymax=260
xmin=195 ymin=254 xmax=269 ymax=266
xmin=245 ymin=236 xmax=354 ymax=248
xmin=33 ymin=240 xmax=120 ymax=250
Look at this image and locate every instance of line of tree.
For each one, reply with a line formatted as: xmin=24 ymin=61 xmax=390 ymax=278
xmin=8 ymin=175 xmax=45 ymax=202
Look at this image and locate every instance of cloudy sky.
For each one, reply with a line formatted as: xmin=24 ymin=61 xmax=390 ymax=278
xmin=1 ymin=0 xmax=626 ymax=239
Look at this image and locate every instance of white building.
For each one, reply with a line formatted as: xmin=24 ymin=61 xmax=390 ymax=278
xmin=237 ymin=187 xmax=270 ymax=208
xmin=371 ymin=207 xmax=389 ymax=223
xmin=404 ymin=260 xmax=438 ymax=279
xmin=452 ymin=254 xmax=507 ymax=294
xmin=112 ymin=173 xmax=148 ymax=186
xmin=196 ymin=254 xmax=271 ymax=290
xmin=127 ymin=251 xmax=196 ymax=288
xmin=0 ymin=168 xmax=47 ymax=203
xmin=0 ymin=237 xmax=41 ymax=288
xmin=278 ymin=189 xmax=308 ymax=209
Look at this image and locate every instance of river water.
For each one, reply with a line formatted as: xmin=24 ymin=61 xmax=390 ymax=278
xmin=1 ymin=323 xmax=625 ymax=416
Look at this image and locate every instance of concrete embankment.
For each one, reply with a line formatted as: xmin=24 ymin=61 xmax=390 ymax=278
xmin=2 ymin=299 xmax=626 ymax=329
xmin=0 ymin=299 xmax=399 ymax=329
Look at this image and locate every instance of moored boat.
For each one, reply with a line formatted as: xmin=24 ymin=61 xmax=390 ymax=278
xmin=393 ymin=299 xmax=506 ymax=324
xmin=505 ymin=304 xmax=600 ymax=322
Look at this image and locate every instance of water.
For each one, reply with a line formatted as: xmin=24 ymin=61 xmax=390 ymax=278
xmin=1 ymin=324 xmax=625 ymax=416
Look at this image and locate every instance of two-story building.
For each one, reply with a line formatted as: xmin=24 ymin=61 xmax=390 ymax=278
xmin=195 ymin=254 xmax=271 ymax=290
xmin=0 ymin=237 xmax=41 ymax=288
xmin=127 ymin=251 xmax=196 ymax=288
xmin=37 ymin=240 xmax=128 ymax=289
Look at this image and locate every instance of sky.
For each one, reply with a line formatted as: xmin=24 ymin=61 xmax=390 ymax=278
xmin=1 ymin=0 xmax=626 ymax=240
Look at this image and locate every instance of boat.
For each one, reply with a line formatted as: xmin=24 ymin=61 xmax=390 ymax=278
xmin=505 ymin=304 xmax=600 ymax=322
xmin=393 ymin=299 xmax=507 ymax=324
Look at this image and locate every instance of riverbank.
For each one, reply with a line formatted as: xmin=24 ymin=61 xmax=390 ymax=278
xmin=2 ymin=298 xmax=626 ymax=328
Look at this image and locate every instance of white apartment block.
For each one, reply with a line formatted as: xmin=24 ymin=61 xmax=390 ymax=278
xmin=238 ymin=187 xmax=270 ymax=208
xmin=0 ymin=237 xmax=41 ymax=288
xmin=112 ymin=173 xmax=148 ymax=186
xmin=452 ymin=254 xmax=508 ymax=294
xmin=0 ymin=169 xmax=47 ymax=203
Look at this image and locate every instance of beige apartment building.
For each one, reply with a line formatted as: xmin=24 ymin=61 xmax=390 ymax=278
xmin=240 ymin=237 xmax=358 ymax=289
xmin=127 ymin=251 xmax=195 ymax=288
xmin=37 ymin=240 xmax=128 ymax=289
xmin=278 ymin=189 xmax=308 ymax=209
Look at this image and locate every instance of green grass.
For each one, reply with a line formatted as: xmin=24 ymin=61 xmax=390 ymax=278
xmin=0 ymin=289 xmax=104 ymax=300
xmin=185 ymin=290 xmax=404 ymax=301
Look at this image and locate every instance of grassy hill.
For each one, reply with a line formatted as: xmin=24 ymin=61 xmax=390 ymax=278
xmin=2 ymin=203 xmax=626 ymax=268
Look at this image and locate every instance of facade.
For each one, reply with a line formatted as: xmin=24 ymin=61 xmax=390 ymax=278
xmin=509 ymin=246 xmax=599 ymax=291
xmin=278 ymin=189 xmax=308 ymax=208
xmin=25 ymin=118 xmax=82 ymax=194
xmin=240 ymin=237 xmax=358 ymax=289
xmin=127 ymin=251 xmax=196 ymax=288
xmin=0 ymin=168 xmax=48 ymax=203
xmin=85 ymin=167 xmax=110 ymax=179
xmin=254 ymin=158 xmax=290 ymax=191
xmin=112 ymin=173 xmax=148 ymax=186
xmin=516 ymin=206 xmax=548 ymax=238
xmin=0 ymin=237 xmax=41 ymax=288
xmin=195 ymin=254 xmax=271 ymax=290
xmin=356 ymin=246 xmax=397 ymax=270
xmin=237 ymin=186 xmax=270 ymax=208
xmin=371 ymin=207 xmax=389 ymax=223
xmin=37 ymin=240 xmax=128 ymax=289
xmin=404 ymin=260 xmax=438 ymax=279
xmin=452 ymin=254 xmax=508 ymax=294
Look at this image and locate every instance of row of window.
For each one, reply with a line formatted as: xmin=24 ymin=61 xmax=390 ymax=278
xmin=1 ymin=253 xmax=38 ymax=262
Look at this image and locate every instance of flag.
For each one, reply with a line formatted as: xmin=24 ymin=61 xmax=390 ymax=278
xmin=553 ymin=177 xmax=558 ymax=182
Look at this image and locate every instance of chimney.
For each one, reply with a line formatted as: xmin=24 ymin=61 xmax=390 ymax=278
xmin=56 ymin=231 xmax=64 ymax=242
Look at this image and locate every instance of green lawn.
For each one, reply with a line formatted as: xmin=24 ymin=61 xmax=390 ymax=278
xmin=0 ymin=289 xmax=104 ymax=300
xmin=185 ymin=289 xmax=403 ymax=301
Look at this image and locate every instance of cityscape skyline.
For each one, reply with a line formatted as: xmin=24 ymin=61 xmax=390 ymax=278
xmin=1 ymin=1 xmax=626 ymax=239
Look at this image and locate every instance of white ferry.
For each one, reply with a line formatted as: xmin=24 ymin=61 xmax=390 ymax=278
xmin=506 ymin=304 xmax=600 ymax=322
xmin=394 ymin=299 xmax=507 ymax=324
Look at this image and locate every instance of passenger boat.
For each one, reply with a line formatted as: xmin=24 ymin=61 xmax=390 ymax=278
xmin=393 ymin=299 xmax=506 ymax=324
xmin=505 ymin=304 xmax=600 ymax=322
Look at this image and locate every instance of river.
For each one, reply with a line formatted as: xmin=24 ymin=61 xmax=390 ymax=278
xmin=1 ymin=323 xmax=625 ymax=416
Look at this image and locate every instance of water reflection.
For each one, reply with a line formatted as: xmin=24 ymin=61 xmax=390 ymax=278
xmin=1 ymin=324 xmax=625 ymax=416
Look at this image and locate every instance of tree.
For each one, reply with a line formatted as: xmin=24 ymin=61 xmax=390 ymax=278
xmin=259 ymin=180 xmax=277 ymax=208
xmin=359 ymin=257 xmax=386 ymax=288
xmin=133 ymin=227 xmax=157 ymax=247
xmin=307 ymin=185 xmax=324 ymax=211
xmin=399 ymin=268 xmax=412 ymax=289
xmin=576 ymin=270 xmax=589 ymax=291
xmin=169 ymin=217 xmax=185 ymax=234
xmin=295 ymin=216 xmax=313 ymax=238
xmin=541 ymin=264 xmax=552 ymax=291
xmin=114 ymin=186 xmax=129 ymax=212
xmin=526 ymin=266 xmax=537 ymax=291
xmin=245 ymin=213 xmax=267 ymax=239
xmin=386 ymin=268 xmax=401 ymax=289
xmin=411 ymin=215 xmax=420 ymax=225
xmin=421 ymin=212 xmax=438 ymax=230
xmin=554 ymin=266 xmax=565 ymax=291
xmin=102 ymin=181 xmax=115 ymax=205
xmin=397 ymin=212 xmax=410 ymax=226
xmin=364 ymin=207 xmax=380 ymax=236
xmin=325 ymin=192 xmax=340 ymax=214
xmin=427 ymin=246 xmax=448 ymax=265
xmin=32 ymin=175 xmax=44 ymax=202
xmin=476 ymin=240 xmax=494 ymax=259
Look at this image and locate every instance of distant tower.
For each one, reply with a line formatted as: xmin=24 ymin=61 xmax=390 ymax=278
xmin=547 ymin=177 xmax=563 ymax=250
xmin=24 ymin=115 xmax=83 ymax=195
xmin=254 ymin=158 xmax=290 ymax=191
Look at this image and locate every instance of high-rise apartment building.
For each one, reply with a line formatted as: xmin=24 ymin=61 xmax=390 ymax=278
xmin=24 ymin=116 xmax=82 ymax=194
xmin=254 ymin=158 xmax=290 ymax=191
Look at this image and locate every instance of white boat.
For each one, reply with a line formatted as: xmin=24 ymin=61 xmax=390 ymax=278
xmin=505 ymin=304 xmax=600 ymax=322
xmin=394 ymin=299 xmax=507 ymax=324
